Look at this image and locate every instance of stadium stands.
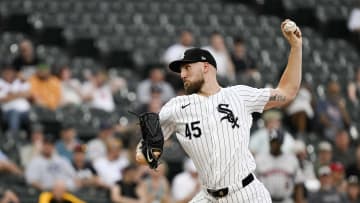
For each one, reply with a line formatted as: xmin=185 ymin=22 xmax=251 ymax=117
xmin=0 ymin=0 xmax=359 ymax=202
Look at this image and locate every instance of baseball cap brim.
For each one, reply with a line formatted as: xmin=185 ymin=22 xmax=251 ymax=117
xmin=169 ymin=59 xmax=199 ymax=73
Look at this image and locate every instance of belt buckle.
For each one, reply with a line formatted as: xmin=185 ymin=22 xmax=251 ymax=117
xmin=207 ymin=188 xmax=228 ymax=198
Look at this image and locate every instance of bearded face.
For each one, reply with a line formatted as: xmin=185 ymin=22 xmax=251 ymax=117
xmin=181 ymin=62 xmax=205 ymax=95
xmin=183 ymin=75 xmax=205 ymax=95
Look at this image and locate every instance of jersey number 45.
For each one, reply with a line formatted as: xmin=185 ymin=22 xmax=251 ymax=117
xmin=185 ymin=121 xmax=202 ymax=139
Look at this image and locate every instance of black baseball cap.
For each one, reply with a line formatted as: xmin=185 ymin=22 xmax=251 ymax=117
xmin=169 ymin=48 xmax=217 ymax=73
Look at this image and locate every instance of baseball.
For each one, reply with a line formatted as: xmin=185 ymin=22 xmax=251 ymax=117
xmin=284 ymin=21 xmax=297 ymax=33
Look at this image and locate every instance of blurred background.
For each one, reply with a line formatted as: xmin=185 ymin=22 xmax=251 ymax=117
xmin=0 ymin=0 xmax=360 ymax=202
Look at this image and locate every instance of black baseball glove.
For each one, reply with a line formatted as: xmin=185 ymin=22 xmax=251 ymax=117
xmin=132 ymin=112 xmax=164 ymax=169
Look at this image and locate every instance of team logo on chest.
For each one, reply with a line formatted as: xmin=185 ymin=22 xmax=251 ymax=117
xmin=217 ymin=104 xmax=239 ymax=129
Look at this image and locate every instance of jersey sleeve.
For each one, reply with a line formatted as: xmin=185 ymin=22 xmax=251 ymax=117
xmin=159 ymin=99 xmax=176 ymax=140
xmin=231 ymin=85 xmax=271 ymax=114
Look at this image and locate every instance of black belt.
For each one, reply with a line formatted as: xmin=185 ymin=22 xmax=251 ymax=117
xmin=207 ymin=173 xmax=254 ymax=198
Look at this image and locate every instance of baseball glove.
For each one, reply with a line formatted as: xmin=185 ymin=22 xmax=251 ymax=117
xmin=132 ymin=111 xmax=164 ymax=169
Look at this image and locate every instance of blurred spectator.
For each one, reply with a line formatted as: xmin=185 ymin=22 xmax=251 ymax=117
xmin=58 ymin=65 xmax=82 ymax=106
xmin=346 ymin=175 xmax=360 ymax=203
xmin=93 ymin=138 xmax=129 ymax=188
xmin=347 ymin=67 xmax=360 ymax=107
xmin=12 ymin=39 xmax=40 ymax=76
xmin=161 ymin=137 xmax=188 ymax=183
xmin=314 ymin=141 xmax=333 ymax=177
xmin=348 ymin=2 xmax=360 ymax=49
xmin=162 ymin=30 xmax=194 ymax=65
xmin=110 ymin=164 xmax=147 ymax=203
xmin=55 ymin=123 xmax=80 ymax=161
xmin=38 ymin=180 xmax=85 ymax=203
xmin=316 ymin=80 xmax=351 ymax=141
xmin=137 ymin=85 xmax=164 ymax=113
xmin=19 ymin=123 xmax=44 ymax=168
xmin=256 ymin=129 xmax=305 ymax=203
xmin=146 ymin=96 xmax=163 ymax=113
xmin=82 ymin=69 xmax=115 ymax=112
xmin=286 ymin=84 xmax=314 ymax=136
xmin=330 ymin=162 xmax=347 ymax=194
xmin=203 ymin=32 xmax=235 ymax=82
xmin=332 ymin=129 xmax=355 ymax=168
xmin=0 ymin=64 xmax=30 ymax=136
xmin=346 ymin=145 xmax=360 ymax=181
xmin=348 ymin=2 xmax=360 ymax=33
xmin=293 ymin=140 xmax=317 ymax=192
xmin=231 ymin=37 xmax=261 ymax=87
xmin=87 ymin=121 xmax=114 ymax=161
xmin=72 ymin=144 xmax=102 ymax=188
xmin=231 ymin=37 xmax=256 ymax=74
xmin=136 ymin=67 xmax=175 ymax=104
xmin=0 ymin=150 xmax=22 ymax=175
xmin=308 ymin=166 xmax=349 ymax=203
xmin=171 ymin=159 xmax=200 ymax=203
xmin=0 ymin=190 xmax=19 ymax=203
xmin=250 ymin=110 xmax=295 ymax=155
xmin=25 ymin=135 xmax=78 ymax=191
xmin=143 ymin=163 xmax=171 ymax=203
xmin=29 ymin=64 xmax=62 ymax=110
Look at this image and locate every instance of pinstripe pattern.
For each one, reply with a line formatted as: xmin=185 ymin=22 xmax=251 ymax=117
xmin=159 ymin=85 xmax=272 ymax=202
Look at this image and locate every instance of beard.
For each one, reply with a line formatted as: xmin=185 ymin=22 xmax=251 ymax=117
xmin=184 ymin=77 xmax=204 ymax=95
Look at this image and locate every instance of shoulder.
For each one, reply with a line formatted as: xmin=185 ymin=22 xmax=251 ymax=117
xmin=94 ymin=157 xmax=107 ymax=165
xmin=49 ymin=76 xmax=60 ymax=83
xmin=161 ymin=96 xmax=185 ymax=109
xmin=282 ymin=153 xmax=299 ymax=164
xmin=55 ymin=141 xmax=64 ymax=147
xmin=255 ymin=152 xmax=271 ymax=162
xmin=0 ymin=79 xmax=6 ymax=85
xmin=138 ymin=79 xmax=150 ymax=86
xmin=117 ymin=155 xmax=129 ymax=165
xmin=55 ymin=155 xmax=71 ymax=164
xmin=226 ymin=85 xmax=257 ymax=92
xmin=166 ymin=44 xmax=182 ymax=51
xmin=162 ymin=95 xmax=194 ymax=109
xmin=88 ymin=138 xmax=102 ymax=146
xmin=29 ymin=156 xmax=44 ymax=165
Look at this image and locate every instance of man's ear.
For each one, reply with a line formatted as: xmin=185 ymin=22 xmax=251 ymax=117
xmin=203 ymin=62 xmax=210 ymax=73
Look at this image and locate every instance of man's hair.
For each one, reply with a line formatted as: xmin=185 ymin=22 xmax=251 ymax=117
xmin=233 ymin=36 xmax=245 ymax=44
xmin=181 ymin=29 xmax=193 ymax=34
xmin=210 ymin=31 xmax=222 ymax=37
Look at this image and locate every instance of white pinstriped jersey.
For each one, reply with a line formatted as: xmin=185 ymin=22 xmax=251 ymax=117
xmin=160 ymin=85 xmax=270 ymax=189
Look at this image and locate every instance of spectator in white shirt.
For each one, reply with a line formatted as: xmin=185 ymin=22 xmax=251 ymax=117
xmin=93 ymin=138 xmax=129 ymax=188
xmin=162 ymin=30 xmax=194 ymax=65
xmin=0 ymin=64 xmax=31 ymax=136
xmin=348 ymin=3 xmax=360 ymax=33
xmin=82 ymin=69 xmax=115 ymax=112
xmin=203 ymin=32 xmax=235 ymax=83
xmin=87 ymin=121 xmax=114 ymax=162
xmin=58 ymin=65 xmax=82 ymax=106
xmin=348 ymin=2 xmax=360 ymax=49
xmin=171 ymin=159 xmax=200 ymax=203
xmin=19 ymin=123 xmax=44 ymax=168
xmin=136 ymin=67 xmax=175 ymax=104
xmin=25 ymin=134 xmax=78 ymax=191
xmin=250 ymin=110 xmax=295 ymax=156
